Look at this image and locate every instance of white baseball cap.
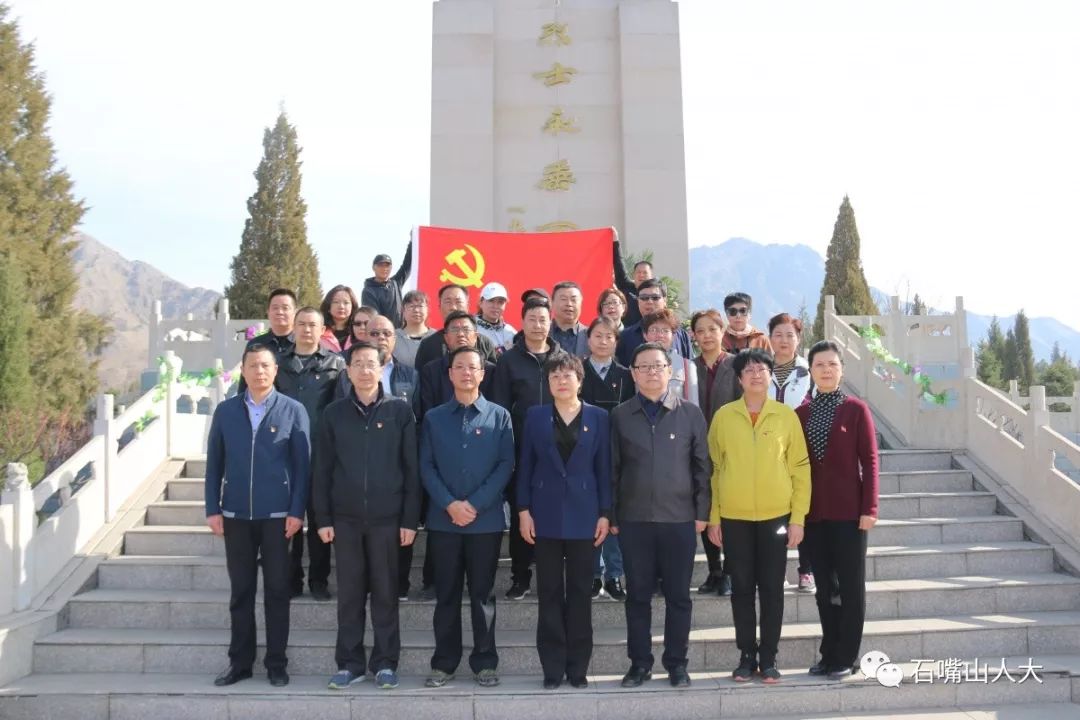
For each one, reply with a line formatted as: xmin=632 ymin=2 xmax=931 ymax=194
xmin=479 ymin=282 xmax=509 ymax=301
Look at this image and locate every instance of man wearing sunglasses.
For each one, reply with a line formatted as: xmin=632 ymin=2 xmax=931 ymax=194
xmin=721 ymin=292 xmax=772 ymax=355
xmin=614 ymin=279 xmax=692 ymax=367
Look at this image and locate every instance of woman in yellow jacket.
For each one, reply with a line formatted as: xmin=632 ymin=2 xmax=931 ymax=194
xmin=706 ymin=348 xmax=810 ymax=684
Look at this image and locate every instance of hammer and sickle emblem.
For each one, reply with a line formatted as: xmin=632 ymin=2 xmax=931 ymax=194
xmin=439 ymin=244 xmax=486 ymax=288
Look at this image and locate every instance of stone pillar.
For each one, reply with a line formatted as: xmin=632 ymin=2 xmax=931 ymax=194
xmin=430 ymin=0 xmax=690 ymax=292
xmin=2 ymin=463 xmax=35 ymax=611
xmin=94 ymin=394 xmax=118 ymax=522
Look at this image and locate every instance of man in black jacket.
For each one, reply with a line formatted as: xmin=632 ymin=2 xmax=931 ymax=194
xmin=419 ymin=311 xmax=497 ymax=421
xmin=612 ymin=239 xmax=654 ymax=327
xmin=610 ymin=342 xmax=711 ymax=690
xmin=414 ymin=285 xmax=499 ymax=371
xmin=238 ymin=288 xmax=297 ymax=395
xmin=314 ymin=342 xmax=420 ymax=691
xmin=277 ymin=307 xmax=347 ymax=600
xmin=361 ymin=243 xmax=412 ymax=328
xmin=490 ymin=297 xmax=562 ymax=600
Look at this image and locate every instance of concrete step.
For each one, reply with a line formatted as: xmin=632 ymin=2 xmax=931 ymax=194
xmin=32 ymin=611 xmax=1080 ymax=675
xmin=880 ymin=450 xmax=955 ymax=472
xmin=0 ymin=666 xmax=1074 ymax=720
xmin=68 ymin=573 xmax=1080 ymax=632
xmin=119 ymin=528 xmax=1052 ymax=582
xmin=172 ymin=468 xmax=980 ymax=502
xmin=147 ymin=491 xmax=1000 ymax=528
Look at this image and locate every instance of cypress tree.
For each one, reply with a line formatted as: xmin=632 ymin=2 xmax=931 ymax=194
xmin=225 ymin=111 xmax=321 ymax=316
xmin=911 ymin=293 xmax=927 ymax=315
xmin=0 ymin=253 xmax=31 ymax=411
xmin=975 ymin=340 xmax=1004 ymax=389
xmin=1003 ymin=329 xmax=1020 ymax=386
xmin=0 ymin=6 xmax=109 ymax=417
xmin=813 ymin=196 xmax=878 ymax=340
xmin=1013 ymin=310 xmax=1036 ymax=391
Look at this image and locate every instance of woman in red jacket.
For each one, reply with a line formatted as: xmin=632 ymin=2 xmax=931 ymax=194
xmin=794 ymin=341 xmax=879 ymax=680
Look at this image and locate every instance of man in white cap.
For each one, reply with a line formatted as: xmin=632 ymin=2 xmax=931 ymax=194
xmin=475 ymin=282 xmax=517 ymax=354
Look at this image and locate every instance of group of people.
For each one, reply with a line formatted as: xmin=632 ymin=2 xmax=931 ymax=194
xmin=203 ymin=239 xmax=880 ymax=692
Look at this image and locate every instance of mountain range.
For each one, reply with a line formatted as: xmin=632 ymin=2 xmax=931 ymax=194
xmin=71 ymin=233 xmax=221 ymax=394
xmin=689 ymin=237 xmax=1080 ymax=363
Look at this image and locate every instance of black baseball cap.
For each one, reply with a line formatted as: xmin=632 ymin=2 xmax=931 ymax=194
xmin=372 ymin=254 xmax=392 ymax=265
xmin=521 ymin=288 xmax=550 ymax=303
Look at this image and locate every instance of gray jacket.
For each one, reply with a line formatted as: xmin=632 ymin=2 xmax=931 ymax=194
xmin=610 ymin=393 xmax=712 ymax=525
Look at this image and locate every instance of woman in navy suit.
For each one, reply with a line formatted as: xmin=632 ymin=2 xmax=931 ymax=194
xmin=517 ymin=353 xmax=612 ymax=689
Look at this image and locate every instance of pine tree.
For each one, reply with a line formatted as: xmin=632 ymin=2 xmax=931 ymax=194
xmin=813 ymin=196 xmax=878 ymax=340
xmin=0 ymin=253 xmax=31 ymax=411
xmin=797 ymin=298 xmax=817 ymax=347
xmin=1050 ymin=341 xmax=1064 ymax=365
xmin=0 ymin=7 xmax=109 ymax=417
xmin=911 ymin=293 xmax=927 ymax=315
xmin=986 ymin=317 xmax=1007 ymax=364
xmin=1013 ymin=310 xmax=1036 ymax=391
xmin=1003 ymin=329 xmax=1020 ymax=386
xmin=225 ymin=111 xmax=321 ymax=316
xmin=975 ymin=340 xmax=1004 ymax=389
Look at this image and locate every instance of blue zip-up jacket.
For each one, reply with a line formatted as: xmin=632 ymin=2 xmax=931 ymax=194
xmin=204 ymin=390 xmax=311 ymax=520
xmin=420 ymin=395 xmax=515 ymax=534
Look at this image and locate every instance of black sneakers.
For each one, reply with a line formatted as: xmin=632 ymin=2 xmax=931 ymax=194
xmin=732 ymin=653 xmax=757 ymax=682
xmin=505 ymin=582 xmax=530 ymax=601
xmin=604 ymin=578 xmax=626 ymax=601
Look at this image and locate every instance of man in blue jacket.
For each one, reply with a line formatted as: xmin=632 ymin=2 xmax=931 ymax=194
xmin=204 ymin=344 xmax=311 ymax=688
xmin=420 ymin=345 xmax=515 ymax=689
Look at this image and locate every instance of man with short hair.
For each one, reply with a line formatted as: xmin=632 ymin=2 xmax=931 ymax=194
xmin=239 ymin=289 xmax=297 ymax=394
xmin=413 ymin=285 xmax=499 ymax=371
xmin=421 ymin=346 xmax=515 ymax=689
xmin=366 ymin=314 xmax=420 ymax=414
xmin=614 ymin=279 xmax=692 ymax=367
xmin=612 ymin=239 xmax=654 ymax=326
xmin=361 ymin=244 xmax=413 ymax=328
xmin=277 ymin=307 xmax=347 ymax=600
xmin=204 ymin=345 xmax=310 ymax=688
xmin=549 ymin=281 xmax=589 ymax=356
xmin=611 ymin=342 xmax=711 ymax=690
xmin=419 ymin=311 xmax=496 ymax=420
xmin=721 ymin=292 xmax=772 ymax=354
xmin=492 ymin=297 xmax=562 ymax=600
xmin=475 ymin=282 xmax=517 ymax=353
xmin=314 ymin=342 xmax=420 ymax=691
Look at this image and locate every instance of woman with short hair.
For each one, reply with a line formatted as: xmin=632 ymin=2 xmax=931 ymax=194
xmin=395 ymin=290 xmax=434 ymax=368
xmin=796 ymin=341 xmax=879 ymax=680
xmin=597 ymin=288 xmax=629 ymax=332
xmin=517 ymin=353 xmax=611 ymax=690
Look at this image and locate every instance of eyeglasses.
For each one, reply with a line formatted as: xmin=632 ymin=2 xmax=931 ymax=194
xmin=639 ymin=294 xmax=663 ymax=302
xmin=445 ymin=326 xmax=475 ymax=335
xmin=726 ymin=307 xmax=749 ymax=317
xmin=632 ymin=363 xmax=670 ymax=374
xmin=646 ymin=327 xmax=674 ymax=337
xmin=601 ymin=300 xmax=624 ymax=309
xmin=367 ymin=330 xmax=394 ymax=338
xmin=451 ymin=365 xmax=483 ymax=374
xmin=549 ymin=371 xmax=579 ymax=382
xmin=352 ymin=320 xmax=369 ymax=328
xmin=349 ymin=363 xmax=381 ymax=372
xmin=404 ymin=303 xmax=427 ymax=310
xmin=741 ymin=365 xmax=770 ymax=376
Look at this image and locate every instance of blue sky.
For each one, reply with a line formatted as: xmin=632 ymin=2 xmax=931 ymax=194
xmin=8 ymin=0 xmax=1080 ymax=329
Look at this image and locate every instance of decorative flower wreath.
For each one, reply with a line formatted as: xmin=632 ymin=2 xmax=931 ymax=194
xmin=857 ymin=326 xmax=950 ymax=406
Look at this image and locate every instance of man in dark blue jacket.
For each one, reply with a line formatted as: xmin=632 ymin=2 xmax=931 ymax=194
xmin=419 ymin=346 xmax=514 ymax=690
xmin=361 ymin=243 xmax=412 ymax=328
xmin=614 ymin=279 xmax=692 ymax=367
xmin=204 ymin=344 xmax=311 ymax=688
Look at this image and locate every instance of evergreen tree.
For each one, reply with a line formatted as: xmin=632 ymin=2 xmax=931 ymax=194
xmin=0 ymin=7 xmax=109 ymax=417
xmin=1003 ymin=329 xmax=1020 ymax=386
xmin=1050 ymin=341 xmax=1064 ymax=365
xmin=0 ymin=253 xmax=31 ymax=411
xmin=911 ymin=293 xmax=927 ymax=315
xmin=1013 ymin=310 xmax=1036 ymax=391
xmin=813 ymin=196 xmax=878 ymax=340
xmin=975 ymin=340 xmax=1004 ymax=389
xmin=797 ymin=298 xmax=817 ymax=347
xmin=986 ymin=317 xmax=1007 ymax=364
xmin=225 ymin=111 xmax=321 ymax=316
xmin=1040 ymin=361 xmax=1075 ymax=400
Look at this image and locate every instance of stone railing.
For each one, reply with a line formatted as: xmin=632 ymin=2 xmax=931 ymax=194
xmin=824 ymin=295 xmax=1080 ymax=538
xmin=147 ymin=298 xmax=259 ymax=385
xmin=0 ymin=352 xmax=232 ymax=616
xmin=1007 ymin=379 xmax=1079 ymax=440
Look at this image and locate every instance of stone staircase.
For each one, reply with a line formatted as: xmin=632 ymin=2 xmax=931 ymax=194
xmin=4 ymin=450 xmax=1080 ymax=718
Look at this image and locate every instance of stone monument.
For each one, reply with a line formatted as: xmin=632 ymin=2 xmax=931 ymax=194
xmin=430 ymin=0 xmax=689 ymax=289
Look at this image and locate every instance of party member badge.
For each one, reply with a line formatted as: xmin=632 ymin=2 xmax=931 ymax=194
xmin=270 ymin=426 xmax=277 ymax=433
xmin=376 ymin=422 xmax=384 ymax=429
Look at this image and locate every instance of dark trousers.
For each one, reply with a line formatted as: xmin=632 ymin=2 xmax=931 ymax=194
xmin=535 ymin=537 xmax=594 ymax=680
xmin=797 ymin=543 xmax=812 ymax=576
xmin=508 ymin=479 xmax=533 ymax=587
xmin=722 ymin=515 xmax=790 ymax=665
xmin=399 ymin=540 xmax=435 ymax=594
xmin=429 ymin=530 xmax=502 ymax=674
xmin=805 ymin=520 xmax=868 ymax=668
xmin=701 ymin=529 xmax=726 ymax=577
xmin=620 ymin=521 xmax=696 ymax=672
xmin=223 ymin=517 xmax=290 ymax=671
xmin=289 ymin=496 xmax=331 ymax=590
xmin=335 ymin=521 xmax=401 ymax=674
